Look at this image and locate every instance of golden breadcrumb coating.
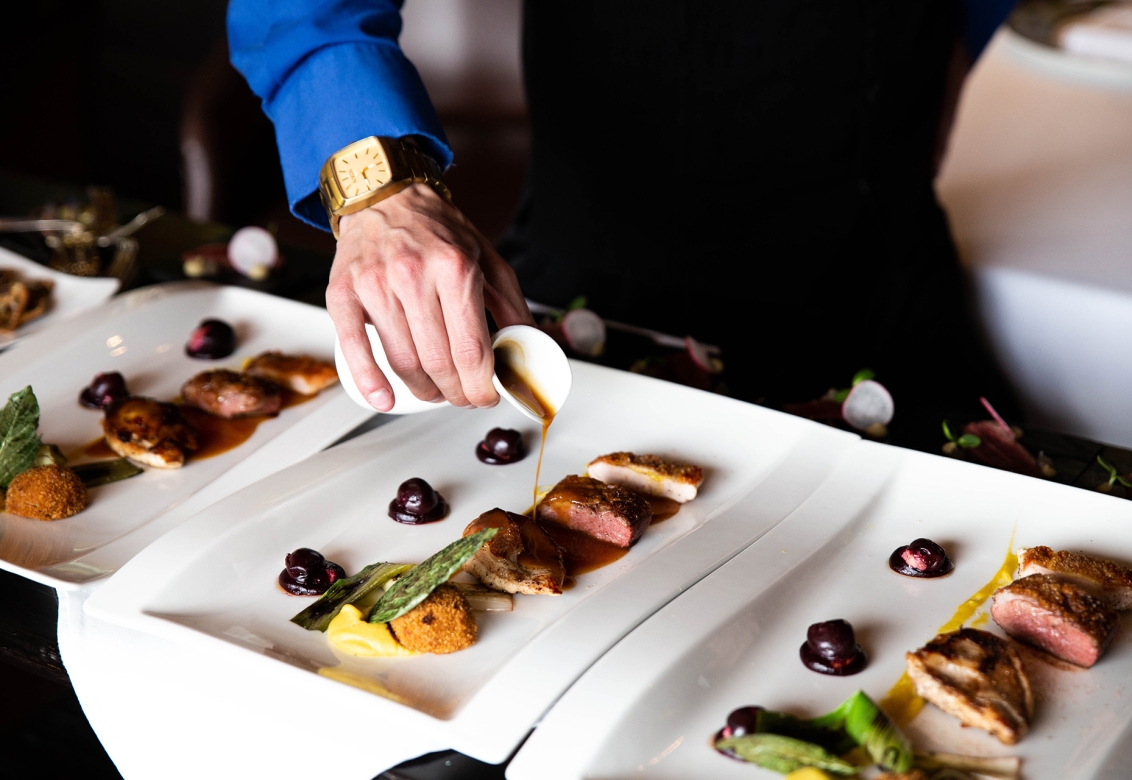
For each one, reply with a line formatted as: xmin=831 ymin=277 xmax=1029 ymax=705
xmin=5 ymin=465 xmax=88 ymax=520
xmin=388 ymin=583 xmax=477 ymax=654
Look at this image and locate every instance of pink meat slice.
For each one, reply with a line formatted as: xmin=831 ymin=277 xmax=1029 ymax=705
xmin=536 ymin=475 xmax=653 ymax=548
xmin=991 ymin=573 xmax=1119 ymax=668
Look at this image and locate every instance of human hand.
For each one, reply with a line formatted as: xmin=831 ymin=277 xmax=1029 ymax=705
xmin=327 ymin=183 xmax=534 ymax=412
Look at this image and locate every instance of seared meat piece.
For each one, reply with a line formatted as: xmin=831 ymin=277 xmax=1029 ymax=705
xmin=1018 ymin=546 xmax=1132 ymax=610
xmin=462 ymin=509 xmax=565 ymax=595
xmin=181 ymin=369 xmax=282 ymax=419
xmin=102 ymin=397 xmax=198 ymax=469
xmin=905 ymin=628 xmax=1033 ymax=745
xmin=245 ymin=351 xmax=338 ymax=395
xmin=991 ymin=573 xmax=1118 ymax=668
xmin=586 ymin=452 xmax=704 ymax=503
xmin=0 ymin=276 xmax=53 ymax=331
xmin=537 ymin=475 xmax=653 ymax=548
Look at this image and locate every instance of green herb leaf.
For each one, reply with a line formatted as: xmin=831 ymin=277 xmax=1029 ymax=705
xmin=715 ymin=733 xmax=857 ymax=775
xmin=368 ymin=528 xmax=498 ymax=624
xmin=942 ymin=420 xmax=956 ymax=442
xmin=957 ymin=434 xmax=981 ymax=449
xmin=291 ymin=562 xmax=413 ymax=632
xmin=837 ymin=690 xmax=913 ymax=772
xmin=1096 ymin=456 xmax=1132 ymax=489
xmin=0 ymin=386 xmax=42 ymax=488
xmin=851 ymin=368 xmax=876 ymax=387
xmin=566 ymin=295 xmax=588 ymax=312
xmin=71 ymin=458 xmax=144 ymax=488
xmin=831 ymin=389 xmax=851 ymax=404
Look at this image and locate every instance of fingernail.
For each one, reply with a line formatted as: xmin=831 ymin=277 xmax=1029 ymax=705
xmin=367 ymin=389 xmax=392 ymax=411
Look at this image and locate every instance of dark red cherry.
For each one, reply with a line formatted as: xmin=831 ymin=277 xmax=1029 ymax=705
xmin=186 ymin=319 xmax=236 ymax=359
xmin=285 ymin=547 xmax=325 ymax=570
xmin=889 ymin=537 xmax=953 ymax=578
xmin=800 ymin=619 xmax=867 ymax=676
xmin=278 ymin=548 xmax=346 ymax=596
xmin=724 ymin=706 xmax=763 ymax=739
xmin=388 ymin=478 xmax=449 ymax=524
xmin=476 ymin=428 xmax=527 ymax=465
xmin=79 ymin=371 xmax=129 ymax=409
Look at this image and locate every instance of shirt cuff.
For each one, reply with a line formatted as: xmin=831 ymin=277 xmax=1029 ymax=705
xmin=265 ymin=42 xmax=452 ymax=230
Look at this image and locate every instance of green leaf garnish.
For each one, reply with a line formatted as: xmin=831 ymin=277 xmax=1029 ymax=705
xmin=291 ymin=562 xmax=413 ymax=632
xmin=942 ymin=420 xmax=956 ymax=442
xmin=836 ymin=690 xmax=913 ymax=772
xmin=566 ymin=295 xmax=588 ymax=312
xmin=957 ymin=434 xmax=981 ymax=449
xmin=1096 ymin=456 xmax=1132 ymax=489
xmin=850 ymin=368 xmax=875 ymax=387
xmin=831 ymin=389 xmax=851 ymax=403
xmin=71 ymin=458 xmax=144 ymax=488
xmin=0 ymin=386 xmax=42 ymax=488
xmin=715 ymin=733 xmax=857 ymax=775
xmin=368 ymin=528 xmax=498 ymax=624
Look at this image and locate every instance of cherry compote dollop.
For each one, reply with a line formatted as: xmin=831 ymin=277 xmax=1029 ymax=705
xmin=388 ymin=477 xmax=450 ymax=524
xmin=713 ymin=706 xmax=765 ymax=760
xmin=79 ymin=371 xmax=129 ymax=409
xmin=475 ymin=427 xmax=527 ymax=465
xmin=889 ymin=537 xmax=953 ymax=578
xmin=278 ymin=548 xmax=345 ymax=596
xmin=800 ymin=619 xmax=867 ymax=675
xmin=185 ymin=319 xmax=236 ymax=359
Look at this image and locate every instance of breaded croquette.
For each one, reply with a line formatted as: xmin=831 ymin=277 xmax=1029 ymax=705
xmin=5 ymin=465 xmax=88 ymax=520
xmin=388 ymin=583 xmax=477 ymax=654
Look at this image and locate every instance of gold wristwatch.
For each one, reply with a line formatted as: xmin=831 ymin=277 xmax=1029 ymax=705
xmin=318 ymin=136 xmax=451 ymax=238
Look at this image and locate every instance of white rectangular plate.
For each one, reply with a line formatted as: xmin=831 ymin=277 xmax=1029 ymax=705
xmin=86 ymin=362 xmax=859 ymax=764
xmin=0 ymin=247 xmax=120 ymax=349
xmin=0 ymin=281 xmax=374 ymax=589
xmin=508 ymin=442 xmax=1132 ymax=780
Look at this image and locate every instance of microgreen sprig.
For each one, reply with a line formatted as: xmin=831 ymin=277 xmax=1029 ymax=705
xmin=942 ymin=420 xmax=981 ymax=449
xmin=1096 ymin=455 xmax=1132 ymax=491
xmin=830 ymin=369 xmax=877 ymax=403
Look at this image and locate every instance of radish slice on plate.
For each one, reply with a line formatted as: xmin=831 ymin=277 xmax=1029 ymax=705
xmin=685 ymin=336 xmax=719 ymax=373
xmin=562 ymin=309 xmax=606 ymax=356
xmin=228 ymin=226 xmax=279 ymax=280
xmin=841 ymin=380 xmax=894 ymax=432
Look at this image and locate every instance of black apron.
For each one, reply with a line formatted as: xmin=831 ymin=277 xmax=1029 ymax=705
xmin=502 ymin=0 xmax=1017 ymax=429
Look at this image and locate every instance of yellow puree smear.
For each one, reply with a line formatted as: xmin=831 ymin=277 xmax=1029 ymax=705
xmin=878 ymin=532 xmax=1018 ymax=727
xmin=784 ymin=770 xmax=833 ymax=780
xmin=325 ymin=604 xmax=417 ymax=657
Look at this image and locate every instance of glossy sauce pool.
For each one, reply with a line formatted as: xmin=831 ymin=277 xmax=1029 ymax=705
xmin=82 ymin=390 xmax=316 ymax=462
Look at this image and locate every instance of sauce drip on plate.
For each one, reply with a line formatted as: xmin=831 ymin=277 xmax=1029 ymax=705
xmin=494 ymin=345 xmax=556 ymax=515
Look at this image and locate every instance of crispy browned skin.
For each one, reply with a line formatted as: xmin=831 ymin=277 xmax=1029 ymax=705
xmin=5 ymin=465 xmax=88 ymax=520
xmin=991 ymin=573 xmax=1119 ymax=667
xmin=388 ymin=583 xmax=477 ymax=654
xmin=0 ymin=276 xmax=53 ymax=331
xmin=586 ymin=452 xmax=704 ymax=503
xmin=905 ymin=628 xmax=1033 ymax=745
xmin=537 ymin=475 xmax=653 ymax=547
xmin=462 ymin=509 xmax=565 ymax=595
xmin=102 ymin=397 xmax=198 ymax=469
xmin=245 ymin=351 xmax=338 ymax=395
xmin=181 ymin=369 xmax=282 ymax=419
xmin=1018 ymin=546 xmax=1132 ymax=609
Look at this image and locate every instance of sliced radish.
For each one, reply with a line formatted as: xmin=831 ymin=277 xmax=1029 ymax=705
xmin=685 ymin=336 xmax=718 ymax=373
xmin=841 ymin=379 xmax=894 ymax=431
xmin=561 ymin=308 xmax=606 ymax=356
xmin=228 ymin=226 xmax=279 ymax=280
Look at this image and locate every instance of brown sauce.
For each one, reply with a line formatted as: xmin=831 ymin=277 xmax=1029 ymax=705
xmin=493 ymin=345 xmax=556 ymax=514
xmin=538 ymin=520 xmax=628 ymax=576
xmin=643 ymin=495 xmax=680 ymax=524
xmin=179 ymin=406 xmax=266 ymax=460
xmin=82 ymin=438 xmax=117 ymax=459
xmin=280 ymin=389 xmax=317 ymax=409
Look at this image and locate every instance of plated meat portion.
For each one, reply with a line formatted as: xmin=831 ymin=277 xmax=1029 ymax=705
xmin=905 ymin=628 xmax=1033 ymax=745
xmin=245 ymin=351 xmax=338 ymax=395
xmin=1017 ymin=546 xmax=1132 ymax=610
xmin=102 ymin=397 xmax=198 ymax=468
xmin=462 ymin=509 xmax=565 ymax=595
xmin=0 ymin=272 xmax=52 ymax=331
xmin=537 ymin=475 xmax=653 ymax=548
xmin=586 ymin=452 xmax=704 ymax=503
xmin=991 ymin=573 xmax=1119 ymax=668
xmin=181 ymin=369 xmax=282 ymax=419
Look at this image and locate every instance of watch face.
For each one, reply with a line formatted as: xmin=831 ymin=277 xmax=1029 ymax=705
xmin=334 ymin=141 xmax=391 ymax=198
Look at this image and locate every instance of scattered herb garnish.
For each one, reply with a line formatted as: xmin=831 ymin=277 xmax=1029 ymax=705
xmin=830 ymin=369 xmax=877 ymax=403
xmin=0 ymin=386 xmax=42 ymax=488
xmin=291 ymin=562 xmax=413 ymax=632
xmin=368 ymin=528 xmax=498 ymax=624
xmin=1096 ymin=455 xmax=1132 ymax=491
xmin=546 ymin=295 xmax=589 ymax=324
xmin=942 ymin=420 xmax=981 ymax=449
xmin=71 ymin=459 xmax=144 ymax=488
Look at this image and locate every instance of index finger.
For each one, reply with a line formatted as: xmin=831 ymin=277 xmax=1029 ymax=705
xmin=327 ymin=291 xmax=396 ymax=412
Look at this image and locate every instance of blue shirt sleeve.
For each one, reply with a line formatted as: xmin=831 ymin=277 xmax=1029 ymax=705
xmin=227 ymin=0 xmax=452 ymax=230
xmin=962 ymin=0 xmax=1017 ymax=60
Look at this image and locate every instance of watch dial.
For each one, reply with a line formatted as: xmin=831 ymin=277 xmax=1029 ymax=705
xmin=335 ymin=143 xmax=391 ymax=198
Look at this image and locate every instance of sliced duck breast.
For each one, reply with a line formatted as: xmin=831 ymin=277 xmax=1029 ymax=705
xmin=586 ymin=452 xmax=704 ymax=503
xmin=537 ymin=475 xmax=652 ymax=548
xmin=991 ymin=573 xmax=1118 ymax=668
xmin=181 ymin=369 xmax=282 ymax=419
xmin=1017 ymin=546 xmax=1132 ymax=610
